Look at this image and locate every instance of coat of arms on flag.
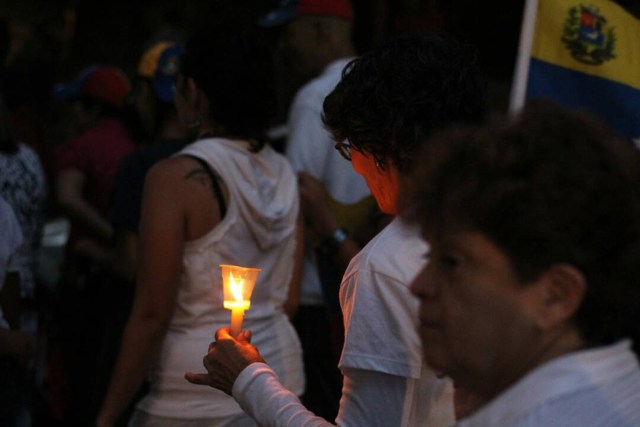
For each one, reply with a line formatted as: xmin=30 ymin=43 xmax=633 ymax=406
xmin=510 ymin=0 xmax=640 ymax=144
xmin=562 ymin=5 xmax=616 ymax=64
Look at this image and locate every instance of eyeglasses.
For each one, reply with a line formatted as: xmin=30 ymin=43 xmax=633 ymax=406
xmin=334 ymin=140 xmax=352 ymax=161
xmin=335 ymin=140 xmax=388 ymax=171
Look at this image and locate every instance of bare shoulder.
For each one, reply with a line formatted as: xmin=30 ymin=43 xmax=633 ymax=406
xmin=147 ymin=156 xmax=199 ymax=181
xmin=149 ymin=154 xmax=225 ymax=239
xmin=146 ymin=153 xmax=223 ymax=202
xmin=137 ymin=159 xmax=189 ymax=214
xmin=144 ymin=156 xmax=208 ymax=192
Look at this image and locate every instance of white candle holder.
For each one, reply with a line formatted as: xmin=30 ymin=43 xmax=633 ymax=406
xmin=220 ymin=264 xmax=261 ymax=337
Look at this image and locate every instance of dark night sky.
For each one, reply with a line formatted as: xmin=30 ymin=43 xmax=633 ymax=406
xmin=1 ymin=0 xmax=638 ymax=114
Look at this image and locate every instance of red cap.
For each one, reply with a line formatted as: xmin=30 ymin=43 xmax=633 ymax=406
xmin=81 ymin=67 xmax=131 ymax=108
xmin=297 ymin=0 xmax=352 ymax=20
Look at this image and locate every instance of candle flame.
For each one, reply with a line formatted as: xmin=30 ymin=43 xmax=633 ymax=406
xmin=229 ymin=272 xmax=244 ymax=302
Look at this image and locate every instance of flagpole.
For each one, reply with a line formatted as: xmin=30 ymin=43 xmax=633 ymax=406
xmin=509 ymin=0 xmax=540 ymax=114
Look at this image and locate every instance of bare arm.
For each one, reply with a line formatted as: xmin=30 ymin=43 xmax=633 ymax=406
xmin=96 ymin=161 xmax=185 ymax=427
xmin=298 ymin=172 xmax=361 ymax=273
xmin=109 ymin=229 xmax=139 ymax=282
xmin=57 ymin=168 xmax=114 ymax=242
xmin=284 ymin=211 xmax=304 ymax=318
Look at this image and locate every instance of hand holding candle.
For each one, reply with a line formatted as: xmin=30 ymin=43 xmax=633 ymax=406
xmin=220 ymin=264 xmax=261 ymax=337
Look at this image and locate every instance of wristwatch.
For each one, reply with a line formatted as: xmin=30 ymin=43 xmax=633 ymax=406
xmin=318 ymin=227 xmax=349 ymax=254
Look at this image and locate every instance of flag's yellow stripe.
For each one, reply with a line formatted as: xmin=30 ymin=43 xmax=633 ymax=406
xmin=532 ymin=0 xmax=640 ymax=90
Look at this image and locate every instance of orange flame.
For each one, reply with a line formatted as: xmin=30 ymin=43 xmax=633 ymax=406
xmin=229 ymin=272 xmax=244 ymax=302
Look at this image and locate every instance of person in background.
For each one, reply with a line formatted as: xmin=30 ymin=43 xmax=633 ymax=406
xmin=90 ymin=41 xmax=188 ymax=424
xmin=0 ymin=195 xmax=33 ymax=427
xmin=97 ymin=25 xmax=304 ymax=427
xmin=110 ymin=41 xmax=186 ymax=282
xmin=0 ymin=93 xmax=47 ymax=333
xmin=258 ymin=0 xmax=376 ymax=418
xmin=407 ymin=101 xmax=640 ymax=426
xmin=0 ymin=94 xmax=46 ymax=426
xmin=50 ymin=65 xmax=135 ymax=424
xmin=186 ymin=32 xmax=486 ymax=427
xmin=54 ymin=65 xmax=135 ymax=269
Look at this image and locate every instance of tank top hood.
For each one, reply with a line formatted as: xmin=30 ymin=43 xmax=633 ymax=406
xmin=178 ymin=137 xmax=298 ymax=250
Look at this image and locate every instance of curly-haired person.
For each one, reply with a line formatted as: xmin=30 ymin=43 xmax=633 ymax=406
xmin=186 ymin=31 xmax=486 ymax=427
xmin=409 ymin=101 xmax=640 ymax=426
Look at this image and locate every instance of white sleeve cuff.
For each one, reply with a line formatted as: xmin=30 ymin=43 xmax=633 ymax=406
xmin=232 ymin=362 xmax=334 ymax=427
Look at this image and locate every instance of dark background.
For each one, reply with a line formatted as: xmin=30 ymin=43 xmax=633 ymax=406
xmin=1 ymin=0 xmax=639 ymax=125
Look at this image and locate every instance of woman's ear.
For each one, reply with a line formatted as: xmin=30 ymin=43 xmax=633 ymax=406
xmin=534 ymin=263 xmax=586 ymax=330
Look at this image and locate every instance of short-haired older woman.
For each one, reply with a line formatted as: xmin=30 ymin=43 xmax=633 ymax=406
xmin=409 ymin=101 xmax=640 ymax=426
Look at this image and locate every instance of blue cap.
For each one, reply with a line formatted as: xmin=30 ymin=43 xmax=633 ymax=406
xmin=138 ymin=42 xmax=183 ymax=104
xmin=53 ymin=65 xmax=100 ymax=101
xmin=257 ymin=0 xmax=300 ymax=27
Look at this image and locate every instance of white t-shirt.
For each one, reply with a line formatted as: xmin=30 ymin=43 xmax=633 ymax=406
xmin=286 ymin=58 xmax=369 ymax=205
xmin=286 ymin=58 xmax=372 ymax=305
xmin=457 ymin=341 xmax=640 ymax=427
xmin=338 ymin=217 xmax=454 ymax=426
xmin=0 ymin=196 xmax=24 ymax=329
xmin=231 ymin=218 xmax=454 ymax=427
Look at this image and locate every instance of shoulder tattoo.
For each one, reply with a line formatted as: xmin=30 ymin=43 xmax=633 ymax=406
xmin=185 ymin=167 xmax=213 ymax=190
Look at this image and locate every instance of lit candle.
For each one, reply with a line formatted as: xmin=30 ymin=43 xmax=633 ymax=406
xmin=220 ymin=265 xmax=261 ymax=337
xmin=223 ymin=272 xmax=251 ymax=336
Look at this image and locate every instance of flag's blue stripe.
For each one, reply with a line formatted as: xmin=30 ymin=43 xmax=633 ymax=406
xmin=526 ymin=58 xmax=640 ymax=140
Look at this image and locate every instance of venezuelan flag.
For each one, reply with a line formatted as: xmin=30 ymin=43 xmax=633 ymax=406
xmin=511 ymin=0 xmax=640 ymax=141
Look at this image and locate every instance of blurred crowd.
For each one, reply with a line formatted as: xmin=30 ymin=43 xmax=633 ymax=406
xmin=1 ymin=1 xmax=639 ymax=427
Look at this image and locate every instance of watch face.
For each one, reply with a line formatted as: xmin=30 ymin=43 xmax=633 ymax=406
xmin=333 ymin=227 xmax=349 ymax=245
xmin=319 ymin=227 xmax=349 ymax=254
